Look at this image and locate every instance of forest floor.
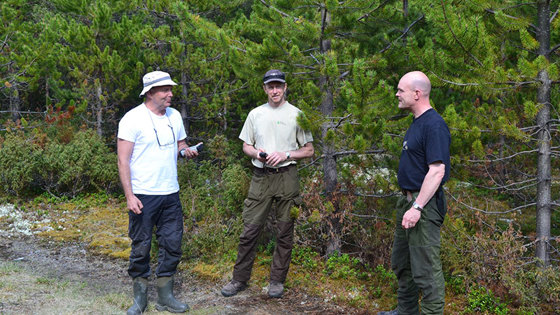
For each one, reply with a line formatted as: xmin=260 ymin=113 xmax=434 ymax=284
xmin=0 ymin=236 xmax=366 ymax=315
xmin=0 ymin=200 xmax=368 ymax=315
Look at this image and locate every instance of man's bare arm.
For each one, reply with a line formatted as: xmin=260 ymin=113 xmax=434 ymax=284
xmin=117 ymin=138 xmax=143 ymax=214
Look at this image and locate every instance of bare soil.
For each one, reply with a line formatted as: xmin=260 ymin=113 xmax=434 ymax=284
xmin=0 ymin=235 xmax=366 ymax=314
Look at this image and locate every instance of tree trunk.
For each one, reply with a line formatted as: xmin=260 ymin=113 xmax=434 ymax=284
xmin=535 ymin=0 xmax=551 ymax=267
xmin=180 ymin=71 xmax=190 ymax=135
xmin=96 ymin=83 xmax=103 ymax=137
xmin=9 ymin=85 xmax=20 ymax=122
xmin=7 ymin=64 xmax=20 ymax=122
xmin=318 ymin=7 xmax=341 ymax=256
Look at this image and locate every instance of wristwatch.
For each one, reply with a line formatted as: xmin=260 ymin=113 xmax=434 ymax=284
xmin=412 ymin=201 xmax=423 ymax=211
xmin=285 ymin=151 xmax=291 ymax=160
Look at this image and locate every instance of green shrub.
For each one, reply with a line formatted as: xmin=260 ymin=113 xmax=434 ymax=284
xmin=183 ymin=217 xmax=243 ymax=263
xmin=324 ymin=252 xmax=364 ymax=280
xmin=0 ymin=128 xmax=117 ymax=197
xmin=39 ymin=129 xmax=118 ymax=197
xmin=221 ymin=163 xmax=250 ymax=217
xmin=292 ymin=245 xmax=319 ymax=270
xmin=178 ymin=160 xmax=248 ymax=263
xmin=465 ymin=286 xmax=509 ymax=314
xmin=0 ymin=131 xmax=41 ymax=195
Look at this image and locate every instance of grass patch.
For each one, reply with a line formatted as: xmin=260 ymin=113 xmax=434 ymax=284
xmin=33 ymin=196 xmax=130 ymax=260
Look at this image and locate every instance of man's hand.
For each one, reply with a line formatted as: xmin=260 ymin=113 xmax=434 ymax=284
xmin=127 ymin=195 xmax=144 ymax=214
xmin=401 ymin=207 xmax=421 ymax=229
xmin=257 ymin=150 xmax=267 ymax=163
xmin=180 ymin=142 xmax=201 ymax=159
xmin=265 ymin=151 xmax=289 ymax=167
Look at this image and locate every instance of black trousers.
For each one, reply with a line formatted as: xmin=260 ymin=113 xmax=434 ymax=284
xmin=128 ymin=192 xmax=184 ymax=279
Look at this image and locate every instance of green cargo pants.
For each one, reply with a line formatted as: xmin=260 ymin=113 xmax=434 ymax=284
xmin=232 ymin=164 xmax=301 ymax=284
xmin=391 ymin=191 xmax=446 ymax=315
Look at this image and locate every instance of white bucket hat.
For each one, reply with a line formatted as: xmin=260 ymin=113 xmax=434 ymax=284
xmin=139 ymin=71 xmax=178 ymax=97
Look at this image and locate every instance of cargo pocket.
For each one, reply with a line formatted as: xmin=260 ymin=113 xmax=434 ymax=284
xmin=247 ymin=174 xmax=266 ymax=200
xmin=282 ymin=167 xmax=300 ymax=199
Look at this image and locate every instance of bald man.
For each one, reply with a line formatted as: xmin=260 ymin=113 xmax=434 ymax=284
xmin=378 ymin=71 xmax=451 ymax=315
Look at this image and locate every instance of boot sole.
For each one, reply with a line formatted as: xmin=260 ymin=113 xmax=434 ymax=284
xmin=268 ymin=292 xmax=283 ymax=298
xmin=155 ymin=303 xmax=189 ymax=313
xmin=221 ymin=286 xmax=247 ymax=297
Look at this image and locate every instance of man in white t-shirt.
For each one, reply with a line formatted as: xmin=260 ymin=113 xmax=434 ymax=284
xmin=118 ymin=71 xmax=198 ymax=315
xmin=221 ymin=69 xmax=314 ymax=299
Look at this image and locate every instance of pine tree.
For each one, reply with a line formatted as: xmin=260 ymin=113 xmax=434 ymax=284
xmin=224 ymin=0 xmax=405 ymax=255
xmin=408 ymin=0 xmax=560 ymax=267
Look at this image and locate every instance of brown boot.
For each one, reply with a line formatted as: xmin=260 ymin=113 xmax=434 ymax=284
xmin=221 ymin=279 xmax=248 ymax=297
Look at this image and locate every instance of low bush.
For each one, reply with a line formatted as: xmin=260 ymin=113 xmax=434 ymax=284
xmin=39 ymin=129 xmax=118 ymax=196
xmin=0 ymin=127 xmax=118 ymax=197
xmin=0 ymin=131 xmax=41 ymax=195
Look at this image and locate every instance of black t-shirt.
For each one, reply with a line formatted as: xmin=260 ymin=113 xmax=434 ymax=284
xmin=397 ymin=108 xmax=451 ymax=191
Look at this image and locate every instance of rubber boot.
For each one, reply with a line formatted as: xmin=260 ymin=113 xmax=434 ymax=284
xmin=155 ymin=276 xmax=189 ymax=313
xmin=127 ymin=277 xmax=148 ymax=315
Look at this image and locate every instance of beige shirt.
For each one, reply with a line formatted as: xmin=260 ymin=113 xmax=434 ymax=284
xmin=239 ymin=101 xmax=313 ymax=168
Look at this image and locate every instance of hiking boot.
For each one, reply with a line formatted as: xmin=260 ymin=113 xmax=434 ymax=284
xmin=127 ymin=277 xmax=148 ymax=315
xmin=155 ymin=276 xmax=189 ymax=313
xmin=268 ymin=281 xmax=284 ymax=298
xmin=377 ymin=310 xmax=398 ymax=315
xmin=221 ymin=280 xmax=247 ymax=297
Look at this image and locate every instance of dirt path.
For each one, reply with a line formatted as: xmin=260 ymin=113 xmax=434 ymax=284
xmin=0 ymin=236 xmax=362 ymax=314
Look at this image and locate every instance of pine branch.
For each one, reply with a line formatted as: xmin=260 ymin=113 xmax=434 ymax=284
xmin=357 ymin=0 xmax=391 ymax=22
xmin=333 ymin=149 xmax=385 ymax=158
xmin=0 ymin=110 xmax=46 ymax=114
xmin=430 ymin=71 xmax=538 ymax=88
xmin=298 ymin=155 xmax=324 ymax=170
xmin=441 ymin=1 xmax=483 ymax=66
xmin=447 ymin=192 xmax=537 ymax=214
xmin=270 ymin=59 xmax=316 ymax=70
xmin=349 ymin=212 xmax=393 ymax=221
xmin=328 ymin=114 xmax=352 ymax=129
xmin=472 ymin=178 xmax=538 ymax=192
xmin=338 ymin=70 xmax=350 ymax=80
xmin=551 ymin=7 xmax=559 ymax=23
xmin=379 ymin=14 xmax=424 ymax=54
xmin=550 ymin=43 xmax=560 ymax=54
xmin=468 ymin=149 xmax=539 ymax=163
xmin=484 ymin=7 xmax=537 ymax=31
xmin=259 ymin=0 xmax=300 ymax=22
xmin=353 ymin=191 xmax=399 ymax=199
xmin=298 ymin=149 xmax=386 ymax=170
xmin=1 ymin=33 xmax=10 ymax=52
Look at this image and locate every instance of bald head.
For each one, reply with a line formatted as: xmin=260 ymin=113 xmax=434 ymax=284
xmin=396 ymin=71 xmax=433 ymax=116
xmin=401 ymin=71 xmax=431 ymax=97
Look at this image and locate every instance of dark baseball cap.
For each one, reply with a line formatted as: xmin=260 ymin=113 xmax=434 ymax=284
xmin=263 ymin=70 xmax=286 ymax=84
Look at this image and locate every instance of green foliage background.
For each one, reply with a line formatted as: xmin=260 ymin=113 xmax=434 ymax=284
xmin=1 ymin=0 xmax=559 ymax=312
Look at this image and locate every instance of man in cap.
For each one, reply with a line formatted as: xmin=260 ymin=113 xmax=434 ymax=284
xmin=378 ymin=71 xmax=450 ymax=315
xmin=221 ymin=69 xmax=314 ymax=298
xmin=118 ymin=70 xmax=197 ymax=314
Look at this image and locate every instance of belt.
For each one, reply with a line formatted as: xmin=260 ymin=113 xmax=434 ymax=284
xmin=402 ymin=189 xmax=419 ymax=201
xmin=254 ymin=164 xmax=295 ymax=175
xmin=401 ymin=189 xmax=419 ymax=196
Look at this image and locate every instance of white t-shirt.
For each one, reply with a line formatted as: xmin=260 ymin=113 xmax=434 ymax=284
xmin=118 ymin=104 xmax=187 ymax=195
xmin=239 ymin=101 xmax=313 ymax=168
